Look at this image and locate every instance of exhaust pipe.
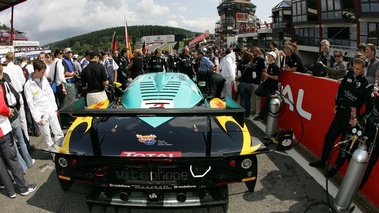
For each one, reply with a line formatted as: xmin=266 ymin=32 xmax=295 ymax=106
xmin=176 ymin=192 xmax=186 ymax=202
xmin=119 ymin=192 xmax=129 ymax=201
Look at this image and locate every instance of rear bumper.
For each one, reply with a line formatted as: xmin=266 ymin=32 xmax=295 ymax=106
xmin=86 ymin=186 xmax=228 ymax=208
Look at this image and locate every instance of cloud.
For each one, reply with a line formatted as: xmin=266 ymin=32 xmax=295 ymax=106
xmin=165 ymin=14 xmax=212 ymax=33
xmin=135 ymin=0 xmax=169 ymax=16
xmin=177 ymin=7 xmax=187 ymax=11
xmin=166 ymin=20 xmax=178 ymax=28
xmin=0 ymin=0 xmax=218 ymax=44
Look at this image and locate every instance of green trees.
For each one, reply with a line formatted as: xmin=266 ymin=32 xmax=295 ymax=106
xmin=48 ymin=25 xmax=197 ymax=56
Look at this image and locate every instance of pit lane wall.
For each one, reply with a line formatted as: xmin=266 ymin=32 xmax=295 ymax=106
xmin=277 ymin=72 xmax=379 ymax=208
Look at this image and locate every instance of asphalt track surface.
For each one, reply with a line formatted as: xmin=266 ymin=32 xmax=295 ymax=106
xmin=0 ymin=118 xmax=373 ymax=213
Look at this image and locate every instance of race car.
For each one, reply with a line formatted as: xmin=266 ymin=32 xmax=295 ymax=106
xmin=56 ymin=72 xmax=268 ymax=212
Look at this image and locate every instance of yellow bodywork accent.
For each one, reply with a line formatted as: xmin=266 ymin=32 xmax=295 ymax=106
xmin=60 ymin=100 xmax=110 ymax=154
xmin=209 ymin=98 xmax=261 ymax=155
xmin=59 ymin=175 xmax=71 ymax=181
xmin=242 ymin=177 xmax=256 ymax=182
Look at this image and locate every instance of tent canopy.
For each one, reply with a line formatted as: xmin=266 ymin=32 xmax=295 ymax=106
xmin=0 ymin=0 xmax=26 ymax=12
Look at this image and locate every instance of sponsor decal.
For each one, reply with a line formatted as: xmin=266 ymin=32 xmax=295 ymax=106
xmin=120 ymin=151 xmax=182 ymax=157
xmin=109 ymin=184 xmax=131 ymax=188
xmin=157 ymin=140 xmax=172 ymax=146
xmin=93 ymin=101 xmax=106 ymax=109
xmin=132 ymin=185 xmax=172 ymax=189
xmin=136 ymin=134 xmax=157 ymax=145
xmin=115 ymin=167 xmax=188 ymax=181
xmin=173 ymin=185 xmax=196 ymax=189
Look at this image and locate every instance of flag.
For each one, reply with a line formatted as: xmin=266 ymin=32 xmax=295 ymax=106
xmin=111 ymin=31 xmax=117 ymax=51
xmin=124 ymin=17 xmax=133 ymax=58
xmin=142 ymin=39 xmax=147 ymax=54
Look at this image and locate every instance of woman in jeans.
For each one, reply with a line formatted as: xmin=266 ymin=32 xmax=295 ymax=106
xmin=236 ymin=51 xmax=255 ymax=118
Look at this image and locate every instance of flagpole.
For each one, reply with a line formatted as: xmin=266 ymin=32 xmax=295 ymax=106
xmin=124 ymin=15 xmax=133 ymax=58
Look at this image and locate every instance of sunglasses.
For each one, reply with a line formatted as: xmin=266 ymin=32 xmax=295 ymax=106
xmin=59 ymin=52 xmax=63 ymax=55
xmin=334 ymin=55 xmax=341 ymax=57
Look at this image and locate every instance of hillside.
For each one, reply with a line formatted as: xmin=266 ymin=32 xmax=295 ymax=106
xmin=48 ymin=25 xmax=198 ymax=55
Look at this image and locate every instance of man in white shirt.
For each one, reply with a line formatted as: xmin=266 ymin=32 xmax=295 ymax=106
xmin=3 ymin=52 xmax=29 ymax=142
xmin=23 ymin=60 xmax=64 ymax=152
xmin=49 ymin=49 xmax=67 ymax=109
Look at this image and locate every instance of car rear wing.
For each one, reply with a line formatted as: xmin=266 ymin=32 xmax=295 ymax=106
xmin=59 ymin=97 xmax=246 ymax=127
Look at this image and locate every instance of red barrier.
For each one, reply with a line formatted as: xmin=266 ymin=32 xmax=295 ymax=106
xmin=278 ymin=72 xmax=379 ymax=208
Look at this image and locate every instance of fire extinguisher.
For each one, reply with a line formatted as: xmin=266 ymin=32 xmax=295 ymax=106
xmin=265 ymin=91 xmax=282 ymax=138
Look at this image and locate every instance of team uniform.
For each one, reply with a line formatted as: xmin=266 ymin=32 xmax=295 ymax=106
xmin=314 ymin=70 xmax=374 ymax=175
xmin=148 ymin=55 xmax=167 ymax=73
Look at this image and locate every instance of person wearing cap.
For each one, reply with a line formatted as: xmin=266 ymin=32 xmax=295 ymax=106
xmin=254 ymin=51 xmax=280 ymax=121
xmin=62 ymin=47 xmax=79 ymax=107
xmin=81 ymin=50 xmax=109 ymax=107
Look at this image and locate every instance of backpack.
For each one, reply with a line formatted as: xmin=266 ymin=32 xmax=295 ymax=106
xmin=22 ymin=64 xmax=28 ymax=78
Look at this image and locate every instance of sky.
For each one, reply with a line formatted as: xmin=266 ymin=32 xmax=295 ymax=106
xmin=0 ymin=0 xmax=283 ymax=45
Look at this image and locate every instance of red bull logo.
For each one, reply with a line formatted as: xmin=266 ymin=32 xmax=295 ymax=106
xmin=136 ymin=134 xmax=157 ymax=145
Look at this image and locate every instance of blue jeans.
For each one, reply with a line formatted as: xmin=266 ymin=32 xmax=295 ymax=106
xmin=11 ymin=116 xmax=33 ymax=168
xmin=238 ymin=82 xmax=254 ymax=117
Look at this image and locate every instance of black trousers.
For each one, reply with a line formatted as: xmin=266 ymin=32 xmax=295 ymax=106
xmin=321 ymin=109 xmax=351 ymax=163
xmin=255 ymin=85 xmax=272 ymax=118
xmin=360 ymin=126 xmax=379 ymax=188
xmin=207 ymin=71 xmax=225 ymax=98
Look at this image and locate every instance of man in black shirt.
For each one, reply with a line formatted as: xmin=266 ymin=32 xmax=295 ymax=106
xmin=148 ymin=48 xmax=167 ymax=72
xmin=282 ymin=45 xmax=306 ymax=73
xmin=81 ymin=50 xmax=109 ymax=107
xmin=178 ymin=47 xmax=194 ymax=79
xmin=116 ymin=48 xmax=132 ymax=90
xmin=310 ymin=55 xmax=374 ymax=178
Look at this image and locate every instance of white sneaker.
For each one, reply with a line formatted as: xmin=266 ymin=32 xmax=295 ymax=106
xmin=28 ymin=159 xmax=35 ymax=168
xmin=47 ymin=145 xmax=58 ymax=153
xmin=21 ymin=184 xmax=37 ymax=196
xmin=10 ymin=194 xmax=16 ymax=199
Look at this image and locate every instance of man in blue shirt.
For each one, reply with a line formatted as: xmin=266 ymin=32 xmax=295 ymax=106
xmin=197 ymin=50 xmax=225 ymax=98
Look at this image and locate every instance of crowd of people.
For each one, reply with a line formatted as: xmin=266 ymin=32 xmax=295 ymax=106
xmin=0 ymin=38 xmax=378 ymax=198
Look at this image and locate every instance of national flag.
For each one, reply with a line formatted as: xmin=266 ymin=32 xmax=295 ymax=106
xmin=142 ymin=39 xmax=147 ymax=54
xmin=124 ymin=17 xmax=133 ymax=58
xmin=111 ymin=31 xmax=117 ymax=51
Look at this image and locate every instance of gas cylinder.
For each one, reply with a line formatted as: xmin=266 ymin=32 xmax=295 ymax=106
xmin=333 ymin=140 xmax=369 ymax=213
xmin=265 ymin=92 xmax=282 ymax=137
